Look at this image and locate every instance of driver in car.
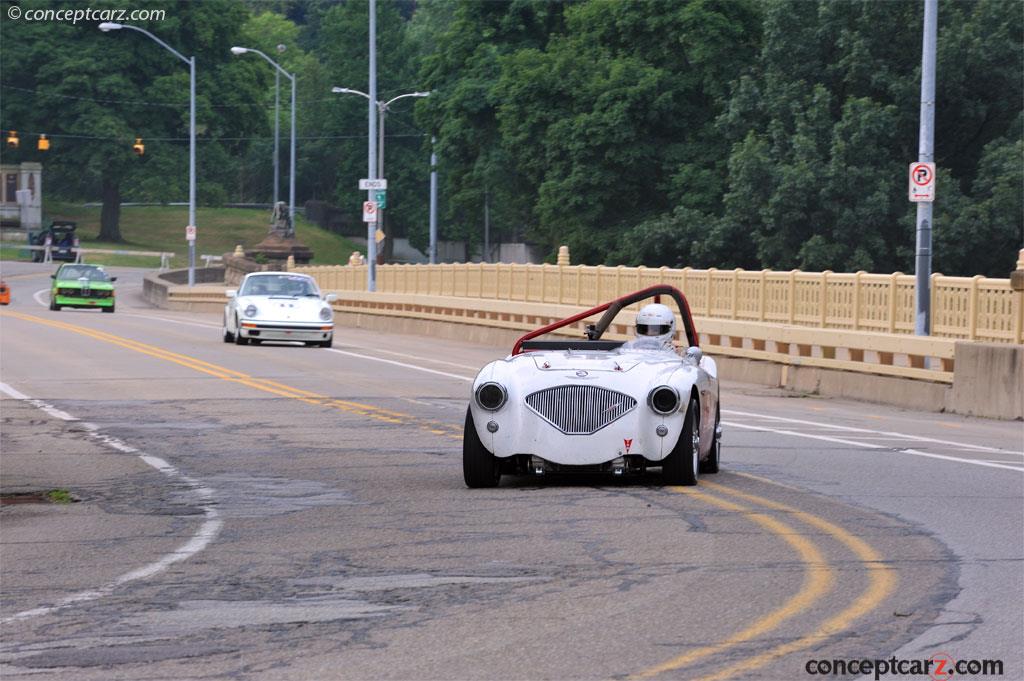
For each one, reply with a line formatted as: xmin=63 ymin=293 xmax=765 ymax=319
xmin=621 ymin=303 xmax=677 ymax=352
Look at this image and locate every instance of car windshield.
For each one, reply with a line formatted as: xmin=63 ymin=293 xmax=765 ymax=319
xmin=58 ymin=266 xmax=110 ymax=282
xmin=240 ymin=274 xmax=318 ymax=297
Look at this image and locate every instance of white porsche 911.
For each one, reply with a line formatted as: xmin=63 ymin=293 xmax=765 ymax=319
xmin=464 ymin=285 xmax=721 ymax=488
xmin=223 ymin=272 xmax=337 ymax=347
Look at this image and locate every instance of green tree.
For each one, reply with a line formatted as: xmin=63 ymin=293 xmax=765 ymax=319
xmin=0 ymin=0 xmax=268 ymax=241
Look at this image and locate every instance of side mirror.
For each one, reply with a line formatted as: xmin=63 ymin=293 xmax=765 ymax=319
xmin=110 ymin=277 xmax=118 ymax=282
xmin=684 ymin=346 xmax=703 ymax=365
xmin=226 ymin=289 xmax=237 ymax=299
xmin=324 ymin=293 xmax=337 ymax=303
xmin=50 ymin=274 xmax=56 ymax=279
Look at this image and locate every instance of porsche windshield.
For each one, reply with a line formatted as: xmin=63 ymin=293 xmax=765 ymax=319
xmin=57 ymin=266 xmax=110 ymax=282
xmin=240 ymin=275 xmax=318 ymax=297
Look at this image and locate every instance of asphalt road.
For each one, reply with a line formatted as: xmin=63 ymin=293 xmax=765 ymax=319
xmin=1 ymin=261 xmax=1021 ymax=681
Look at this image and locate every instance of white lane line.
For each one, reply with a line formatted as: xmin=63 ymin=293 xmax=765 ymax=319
xmin=32 ymin=287 xmax=48 ymax=307
xmin=125 ymin=313 xmax=484 ymax=369
xmin=359 ymin=347 xmax=481 ymax=371
xmin=120 ymin=312 xmax=222 ymax=330
xmin=724 ymin=420 xmax=1024 ymax=473
xmin=0 ymin=382 xmax=223 ymax=624
xmin=724 ymin=409 xmax=1021 ymax=455
xmin=325 ymin=348 xmax=474 ymax=382
xmin=0 ymin=382 xmax=78 ymax=421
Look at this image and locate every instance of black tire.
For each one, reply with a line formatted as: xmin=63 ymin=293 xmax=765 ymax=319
xmin=320 ymin=335 xmax=333 ymax=348
xmin=49 ymin=297 xmax=58 ymax=311
xmin=102 ymin=304 xmax=114 ymax=313
xmin=662 ymin=399 xmax=699 ymax=486
xmin=223 ymin=327 xmax=234 ymax=343
xmin=234 ymin=318 xmax=248 ymax=345
xmin=463 ymin=407 xmax=500 ymax=488
xmin=250 ymin=339 xmax=262 ymax=346
xmin=700 ymin=404 xmax=721 ymax=474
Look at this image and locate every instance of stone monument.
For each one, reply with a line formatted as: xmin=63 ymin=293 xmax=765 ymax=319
xmin=247 ymin=201 xmax=313 ymax=267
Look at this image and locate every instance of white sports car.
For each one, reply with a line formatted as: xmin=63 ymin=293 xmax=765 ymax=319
xmin=464 ymin=286 xmax=721 ymax=487
xmin=223 ymin=272 xmax=337 ymax=347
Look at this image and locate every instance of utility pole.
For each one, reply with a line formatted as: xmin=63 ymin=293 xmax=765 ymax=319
xmin=915 ymin=0 xmax=937 ymax=335
xmin=429 ymin=136 xmax=438 ymax=264
xmin=367 ymin=0 xmax=378 ymax=291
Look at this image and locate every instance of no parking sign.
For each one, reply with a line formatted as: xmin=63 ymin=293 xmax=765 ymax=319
xmin=909 ymin=162 xmax=936 ymax=202
xmin=363 ymin=201 xmax=378 ymax=223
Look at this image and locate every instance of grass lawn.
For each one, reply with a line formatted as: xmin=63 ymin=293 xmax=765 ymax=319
xmin=2 ymin=201 xmax=363 ymax=269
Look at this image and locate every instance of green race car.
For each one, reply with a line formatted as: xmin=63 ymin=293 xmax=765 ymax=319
xmin=49 ymin=264 xmax=117 ymax=313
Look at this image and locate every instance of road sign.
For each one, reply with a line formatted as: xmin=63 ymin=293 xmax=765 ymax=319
xmin=909 ymin=162 xmax=936 ymax=202
xmin=185 ymin=225 xmax=196 ymax=241
xmin=363 ymin=201 xmax=378 ymax=223
xmin=375 ymin=189 xmax=387 ymax=209
xmin=375 ymin=228 xmax=385 ymax=243
xmin=359 ymin=178 xmax=388 ymax=190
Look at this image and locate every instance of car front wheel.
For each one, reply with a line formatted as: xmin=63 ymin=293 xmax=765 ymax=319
xmin=662 ymin=399 xmax=699 ymax=486
xmin=463 ymin=407 xmax=500 ymax=488
xmin=49 ymin=297 xmax=59 ymax=311
xmin=234 ymin=318 xmax=248 ymax=345
xmin=319 ymin=335 xmax=333 ymax=348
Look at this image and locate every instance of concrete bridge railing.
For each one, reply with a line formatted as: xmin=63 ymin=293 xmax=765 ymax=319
xmin=293 ymin=261 xmax=1023 ymax=344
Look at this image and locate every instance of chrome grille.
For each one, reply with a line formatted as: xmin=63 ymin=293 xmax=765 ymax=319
xmin=525 ymin=385 xmax=636 ymax=435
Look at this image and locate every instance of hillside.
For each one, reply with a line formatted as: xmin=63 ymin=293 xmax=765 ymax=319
xmin=3 ymin=202 xmax=363 ymax=269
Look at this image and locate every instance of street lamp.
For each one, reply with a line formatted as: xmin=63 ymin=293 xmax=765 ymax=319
xmin=100 ymin=21 xmax=197 ymax=286
xmin=232 ymin=46 xmax=296 ymax=231
xmin=330 ymin=87 xmax=429 ymax=263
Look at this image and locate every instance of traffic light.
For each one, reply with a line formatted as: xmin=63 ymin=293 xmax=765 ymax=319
xmin=5 ymin=130 xmax=18 ymax=149
xmin=37 ymin=134 xmax=50 ymax=151
xmin=133 ymin=137 xmax=144 ymax=156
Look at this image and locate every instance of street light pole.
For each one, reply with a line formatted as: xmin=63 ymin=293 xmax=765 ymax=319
xmin=99 ymin=21 xmax=197 ymax=286
xmin=914 ymin=0 xmax=938 ymax=336
xmin=330 ymin=88 xmax=429 ymax=271
xmin=429 ymin=136 xmax=438 ymax=264
xmin=231 ymin=46 xmax=296 ymax=231
xmin=368 ymin=0 xmax=378 ymax=291
xmin=189 ymin=54 xmax=196 ymax=283
xmin=273 ymin=69 xmax=279 ymax=206
xmin=289 ymin=71 xmax=296 ymax=231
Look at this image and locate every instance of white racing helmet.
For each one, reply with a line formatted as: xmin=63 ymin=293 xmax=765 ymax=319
xmin=634 ymin=303 xmax=676 ymax=344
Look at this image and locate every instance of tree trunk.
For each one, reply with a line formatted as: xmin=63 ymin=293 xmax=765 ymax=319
xmin=98 ymin=175 xmax=123 ymax=242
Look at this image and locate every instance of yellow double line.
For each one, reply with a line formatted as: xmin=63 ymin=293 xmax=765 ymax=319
xmin=633 ymin=479 xmax=896 ymax=680
xmin=1 ymin=310 xmax=464 ymax=439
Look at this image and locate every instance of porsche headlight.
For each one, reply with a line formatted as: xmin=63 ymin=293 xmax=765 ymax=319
xmin=319 ymin=306 xmax=332 ymax=321
xmin=475 ymin=382 xmax=507 ymax=411
xmin=244 ymin=304 xmax=258 ymax=317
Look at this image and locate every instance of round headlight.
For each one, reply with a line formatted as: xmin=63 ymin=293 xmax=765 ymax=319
xmin=648 ymin=386 xmax=680 ymax=415
xmin=244 ymin=304 xmax=258 ymax=317
xmin=475 ymin=382 xmax=507 ymax=411
xmin=319 ymin=306 xmax=332 ymax=321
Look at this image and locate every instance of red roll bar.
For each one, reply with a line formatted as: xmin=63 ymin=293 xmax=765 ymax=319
xmin=511 ymin=285 xmax=699 ymax=355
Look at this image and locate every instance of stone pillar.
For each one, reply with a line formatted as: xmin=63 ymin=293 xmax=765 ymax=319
xmin=1010 ymin=248 xmax=1024 ymax=344
xmin=557 ymin=245 xmax=570 ymax=266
